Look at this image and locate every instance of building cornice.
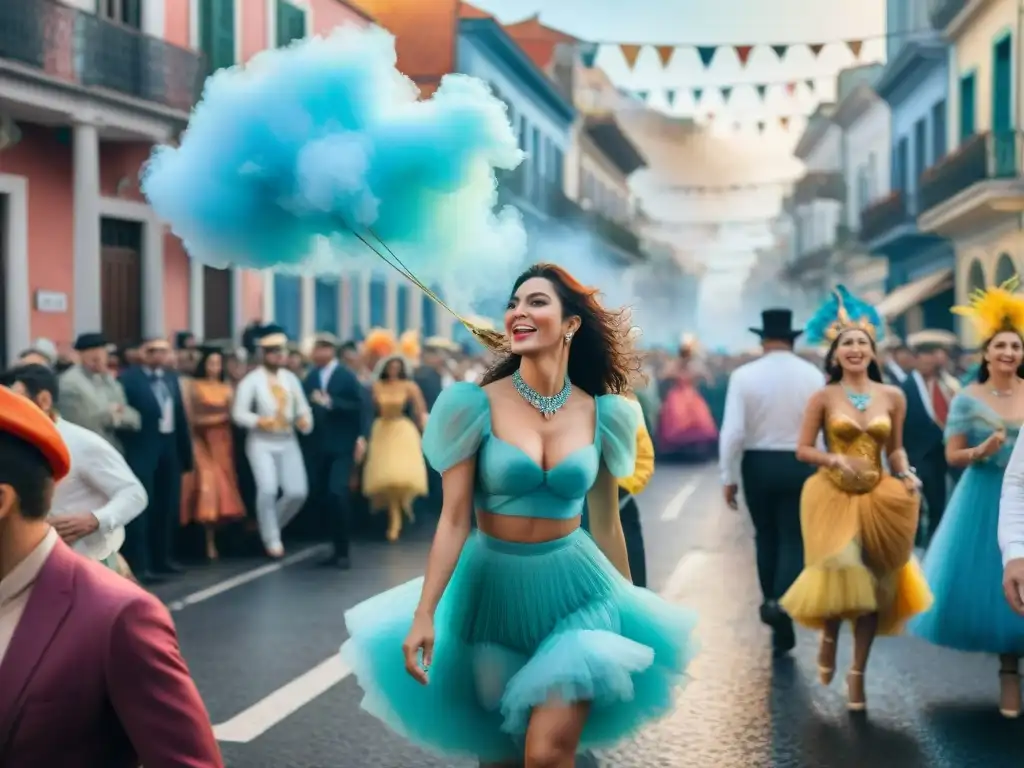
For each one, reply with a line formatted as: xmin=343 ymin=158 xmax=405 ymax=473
xmin=875 ymin=36 xmax=946 ymax=104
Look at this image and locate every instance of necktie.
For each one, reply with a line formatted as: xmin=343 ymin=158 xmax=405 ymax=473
xmin=931 ymin=379 xmax=949 ymax=427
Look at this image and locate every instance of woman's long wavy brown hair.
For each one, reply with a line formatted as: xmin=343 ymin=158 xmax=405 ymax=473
xmin=480 ymin=263 xmax=641 ymax=396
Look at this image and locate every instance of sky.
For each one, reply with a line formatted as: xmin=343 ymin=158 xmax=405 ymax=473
xmin=472 ymin=0 xmax=889 ymax=348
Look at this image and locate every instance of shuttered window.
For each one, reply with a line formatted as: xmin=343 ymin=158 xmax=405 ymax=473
xmin=198 ymin=0 xmax=235 ymax=73
xmin=276 ymin=1 xmax=306 ymax=47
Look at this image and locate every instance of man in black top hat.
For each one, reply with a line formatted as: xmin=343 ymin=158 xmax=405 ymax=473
xmin=719 ymin=309 xmax=825 ymax=656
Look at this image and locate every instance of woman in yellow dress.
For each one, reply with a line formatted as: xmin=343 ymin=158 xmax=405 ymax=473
xmin=779 ymin=286 xmax=932 ymax=711
xmin=362 ymin=352 xmax=430 ymax=541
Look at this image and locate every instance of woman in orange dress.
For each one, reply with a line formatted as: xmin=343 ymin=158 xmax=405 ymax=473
xmin=180 ymin=348 xmax=246 ymax=560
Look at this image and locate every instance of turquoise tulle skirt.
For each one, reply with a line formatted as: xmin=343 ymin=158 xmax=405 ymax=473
xmin=910 ymin=464 xmax=1024 ymax=654
xmin=341 ymin=528 xmax=697 ymax=762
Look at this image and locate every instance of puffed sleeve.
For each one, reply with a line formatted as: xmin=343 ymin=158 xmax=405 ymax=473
xmin=944 ymin=394 xmax=975 ymax=440
xmin=596 ymin=394 xmax=640 ymax=478
xmin=422 ymin=382 xmax=491 ymax=472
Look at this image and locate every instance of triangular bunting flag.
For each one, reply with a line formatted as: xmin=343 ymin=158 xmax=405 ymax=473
xmin=693 ymin=88 xmax=703 ymax=104
xmin=721 ymin=86 xmax=732 ymax=104
xmin=578 ymin=42 xmax=599 ymax=68
xmin=780 ymin=116 xmax=790 ymax=130
xmin=735 ymin=45 xmax=753 ymax=66
xmin=620 ymin=44 xmax=642 ymax=69
xmin=771 ymin=44 xmax=788 ymax=60
xmin=666 ymin=89 xmax=677 ymax=106
xmin=809 ymin=43 xmax=825 ymax=57
xmin=805 ymin=79 xmax=815 ymax=93
xmin=656 ymin=45 xmax=675 ymax=67
xmin=757 ymin=121 xmax=766 ymax=134
xmin=756 ymin=84 xmax=767 ymax=101
xmin=785 ymin=82 xmax=796 ymax=96
xmin=697 ymin=46 xmax=717 ymax=68
xmin=634 ymin=90 xmax=649 ymax=102
xmin=847 ymin=39 xmax=864 ymax=58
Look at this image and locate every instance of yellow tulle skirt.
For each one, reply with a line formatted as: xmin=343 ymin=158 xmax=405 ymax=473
xmin=362 ymin=416 xmax=429 ymax=511
xmin=779 ymin=470 xmax=933 ymax=635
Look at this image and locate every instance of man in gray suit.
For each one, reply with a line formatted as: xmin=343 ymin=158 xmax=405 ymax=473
xmin=59 ymin=333 xmax=141 ymax=451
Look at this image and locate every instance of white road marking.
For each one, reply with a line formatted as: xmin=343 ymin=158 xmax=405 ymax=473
xmin=659 ymin=479 xmax=699 ymax=521
xmin=659 ymin=550 xmax=709 ymax=601
xmin=167 ymin=544 xmax=328 ymax=612
xmin=213 ymin=656 xmax=351 ymax=743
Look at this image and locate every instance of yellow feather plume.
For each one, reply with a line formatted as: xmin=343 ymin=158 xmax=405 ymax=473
xmin=951 ymin=276 xmax=1024 ymax=340
xmin=399 ymin=329 xmax=421 ymax=362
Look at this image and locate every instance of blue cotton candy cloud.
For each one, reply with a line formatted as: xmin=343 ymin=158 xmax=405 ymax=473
xmin=141 ymin=25 xmax=527 ymax=310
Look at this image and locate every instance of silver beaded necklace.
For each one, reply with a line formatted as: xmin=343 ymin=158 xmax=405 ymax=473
xmin=512 ymin=369 xmax=571 ymax=417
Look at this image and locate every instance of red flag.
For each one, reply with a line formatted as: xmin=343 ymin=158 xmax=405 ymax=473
xmin=735 ymin=45 xmax=753 ymax=66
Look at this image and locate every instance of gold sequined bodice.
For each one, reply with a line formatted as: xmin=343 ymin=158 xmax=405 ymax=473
xmin=823 ymin=414 xmax=891 ymax=493
xmin=375 ymin=384 xmax=409 ymax=419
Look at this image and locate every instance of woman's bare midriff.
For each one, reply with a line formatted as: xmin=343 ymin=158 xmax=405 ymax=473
xmin=476 ymin=510 xmax=580 ymax=543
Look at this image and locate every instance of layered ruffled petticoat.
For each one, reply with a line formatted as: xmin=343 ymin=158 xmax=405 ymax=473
xmin=780 ymin=467 xmax=932 ymax=635
xmin=341 ymin=528 xmax=697 ymax=763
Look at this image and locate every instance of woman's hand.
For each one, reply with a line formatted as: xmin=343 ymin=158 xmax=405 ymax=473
xmin=832 ymin=454 xmax=872 ymax=481
xmin=974 ymin=429 xmax=1007 ymax=461
xmin=402 ymin=611 xmax=435 ymax=685
xmin=900 ymin=473 xmax=921 ymax=495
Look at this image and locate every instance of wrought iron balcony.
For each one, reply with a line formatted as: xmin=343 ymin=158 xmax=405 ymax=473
xmin=859 ymin=191 xmax=911 ymax=242
xmin=0 ymin=0 xmax=204 ymax=113
xmin=931 ymin=0 xmax=967 ymax=30
xmin=793 ymin=171 xmax=846 ymax=204
xmin=919 ymin=131 xmax=1021 ymax=212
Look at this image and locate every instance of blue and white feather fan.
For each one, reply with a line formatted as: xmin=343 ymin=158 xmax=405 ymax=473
xmin=804 ymin=285 xmax=885 ymax=346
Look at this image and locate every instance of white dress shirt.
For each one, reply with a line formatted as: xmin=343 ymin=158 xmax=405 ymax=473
xmin=718 ymin=350 xmax=826 ymax=485
xmin=0 ymin=528 xmax=57 ymax=665
xmin=999 ymin=434 xmax=1024 ymax=566
xmin=50 ymin=418 xmax=148 ymax=562
xmin=232 ymin=366 xmax=313 ymax=435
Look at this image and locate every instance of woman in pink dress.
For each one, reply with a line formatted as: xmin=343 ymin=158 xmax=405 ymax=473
xmin=656 ymin=335 xmax=719 ymax=460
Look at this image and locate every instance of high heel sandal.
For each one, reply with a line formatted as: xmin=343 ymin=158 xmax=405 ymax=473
xmin=846 ymin=670 xmax=866 ymax=712
xmin=817 ymin=635 xmax=836 ymax=685
xmin=999 ymin=670 xmax=1021 ymax=718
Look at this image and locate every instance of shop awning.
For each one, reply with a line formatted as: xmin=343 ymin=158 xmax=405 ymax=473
xmin=875 ymin=268 xmax=954 ymax=320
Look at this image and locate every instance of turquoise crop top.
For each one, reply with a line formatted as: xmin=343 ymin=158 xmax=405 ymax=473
xmin=422 ymin=381 xmax=639 ymax=519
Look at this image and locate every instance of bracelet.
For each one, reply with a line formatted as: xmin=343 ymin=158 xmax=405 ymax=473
xmin=893 ymin=466 xmax=917 ymax=480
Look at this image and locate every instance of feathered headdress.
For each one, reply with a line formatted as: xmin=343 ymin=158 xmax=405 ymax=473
xmin=951 ymin=276 xmax=1024 ymax=340
xmin=399 ymin=329 xmax=421 ymax=362
xmin=362 ymin=327 xmax=397 ymax=358
xmin=805 ymin=285 xmax=885 ymax=346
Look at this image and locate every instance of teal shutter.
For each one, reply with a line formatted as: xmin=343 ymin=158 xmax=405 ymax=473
xmin=993 ymin=36 xmax=1013 ymax=131
xmin=959 ymin=73 xmax=976 ymax=140
xmin=199 ymin=0 xmax=235 ymax=73
xmin=276 ymin=1 xmax=307 ymax=47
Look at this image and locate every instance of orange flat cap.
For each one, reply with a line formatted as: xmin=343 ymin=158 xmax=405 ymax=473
xmin=0 ymin=386 xmax=71 ymax=480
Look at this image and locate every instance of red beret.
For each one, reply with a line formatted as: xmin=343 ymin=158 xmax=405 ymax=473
xmin=0 ymin=386 xmax=70 ymax=480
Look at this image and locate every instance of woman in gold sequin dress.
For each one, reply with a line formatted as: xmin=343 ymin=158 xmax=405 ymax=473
xmin=362 ymin=355 xmax=429 ymax=541
xmin=779 ymin=287 xmax=932 ymax=711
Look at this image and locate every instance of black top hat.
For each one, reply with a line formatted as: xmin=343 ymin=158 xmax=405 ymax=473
xmin=749 ymin=309 xmax=802 ymax=340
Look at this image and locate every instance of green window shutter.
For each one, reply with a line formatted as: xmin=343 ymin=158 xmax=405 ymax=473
xmin=199 ymin=0 xmax=235 ymax=74
xmin=276 ymin=0 xmax=306 ymax=48
xmin=959 ymin=73 xmax=976 ymax=141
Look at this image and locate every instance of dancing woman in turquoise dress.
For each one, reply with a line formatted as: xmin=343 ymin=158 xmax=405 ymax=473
xmin=910 ymin=280 xmax=1024 ymax=717
xmin=341 ymin=264 xmax=696 ymax=766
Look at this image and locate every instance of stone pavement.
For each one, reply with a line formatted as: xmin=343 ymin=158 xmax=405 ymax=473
xmin=158 ymin=463 xmax=1023 ymax=767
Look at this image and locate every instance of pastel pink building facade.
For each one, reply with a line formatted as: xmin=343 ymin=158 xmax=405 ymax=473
xmin=0 ymin=0 xmax=376 ymax=364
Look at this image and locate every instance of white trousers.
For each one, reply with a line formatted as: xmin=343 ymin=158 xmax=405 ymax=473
xmin=246 ymin=433 xmax=308 ymax=550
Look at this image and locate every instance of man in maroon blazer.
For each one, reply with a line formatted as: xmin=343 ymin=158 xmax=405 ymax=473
xmin=0 ymin=383 xmax=223 ymax=767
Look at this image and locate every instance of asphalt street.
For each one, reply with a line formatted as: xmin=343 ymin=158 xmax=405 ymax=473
xmin=157 ymin=463 xmax=1024 ymax=767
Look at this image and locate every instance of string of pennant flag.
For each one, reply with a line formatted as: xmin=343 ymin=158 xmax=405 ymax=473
xmin=584 ymin=38 xmax=870 ymax=70
xmin=629 ymin=74 xmax=827 ymax=108
xmin=568 ymin=25 xmax=938 ymax=70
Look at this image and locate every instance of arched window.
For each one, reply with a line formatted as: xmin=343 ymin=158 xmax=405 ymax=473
xmin=968 ymin=259 xmax=986 ymax=293
xmin=995 ymin=253 xmax=1018 ymax=285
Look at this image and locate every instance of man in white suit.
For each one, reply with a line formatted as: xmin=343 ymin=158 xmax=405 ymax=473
xmin=232 ymin=325 xmax=313 ymax=558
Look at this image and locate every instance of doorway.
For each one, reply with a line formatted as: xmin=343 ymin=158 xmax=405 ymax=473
xmin=203 ymin=265 xmax=233 ymax=341
xmin=100 ymin=217 xmax=143 ymax=347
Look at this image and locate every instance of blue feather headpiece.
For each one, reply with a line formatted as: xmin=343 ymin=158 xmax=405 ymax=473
xmin=805 ymin=285 xmax=885 ymax=346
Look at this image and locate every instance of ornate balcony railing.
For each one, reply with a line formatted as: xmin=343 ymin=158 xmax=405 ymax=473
xmin=859 ymin=191 xmax=911 ymax=242
xmin=793 ymin=171 xmax=846 ymax=204
xmin=0 ymin=0 xmax=204 ymax=113
xmin=919 ymin=131 xmax=1021 ymax=213
xmin=931 ymin=0 xmax=967 ymax=30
